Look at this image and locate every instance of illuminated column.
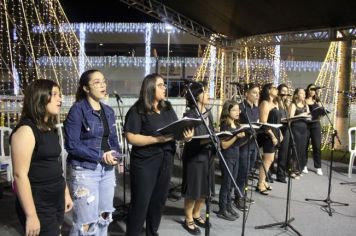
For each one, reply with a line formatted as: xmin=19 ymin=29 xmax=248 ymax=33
xmin=209 ymin=45 xmax=216 ymax=97
xmin=145 ymin=23 xmax=152 ymax=76
xmin=335 ymin=40 xmax=352 ymax=150
xmin=274 ymin=45 xmax=280 ymax=85
xmin=78 ymin=23 xmax=86 ymax=75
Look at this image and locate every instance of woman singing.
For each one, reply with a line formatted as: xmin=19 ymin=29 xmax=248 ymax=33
xmin=305 ymin=84 xmax=323 ymax=175
xmin=257 ymin=83 xmax=282 ymax=195
xmin=289 ymin=88 xmax=310 ymax=176
xmin=65 ymin=69 xmax=121 ymax=235
xmin=124 ymin=73 xmax=193 ymax=236
xmin=182 ymin=81 xmax=213 ymax=235
xmin=11 ymin=79 xmax=73 ymax=236
xmin=276 ymin=84 xmax=291 ymax=183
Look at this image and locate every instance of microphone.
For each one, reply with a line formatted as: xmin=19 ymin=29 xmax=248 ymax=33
xmin=337 ymin=91 xmax=356 ymax=95
xmin=179 ymin=78 xmax=202 ymax=85
xmin=279 ymin=93 xmax=292 ymax=97
xmin=113 ymin=91 xmax=123 ymax=103
xmin=310 ymin=86 xmax=325 ymax=91
xmin=229 ymin=82 xmax=244 ymax=86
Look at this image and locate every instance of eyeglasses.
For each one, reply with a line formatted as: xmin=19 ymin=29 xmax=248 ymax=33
xmin=156 ymin=83 xmax=167 ymax=89
xmin=89 ymin=79 xmax=107 ymax=88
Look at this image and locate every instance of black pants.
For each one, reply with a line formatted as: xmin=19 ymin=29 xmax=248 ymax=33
xmin=127 ymin=151 xmax=174 ymax=236
xmin=16 ymin=177 xmax=65 ymax=236
xmin=306 ymin=122 xmax=322 ymax=168
xmin=277 ymin=126 xmax=290 ymax=179
xmin=292 ymin=121 xmax=308 ymax=171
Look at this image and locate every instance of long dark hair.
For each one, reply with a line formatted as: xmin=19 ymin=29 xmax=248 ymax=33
xmin=292 ymin=88 xmax=306 ymax=105
xmin=305 ymin=84 xmax=320 ymax=102
xmin=185 ymin=80 xmax=208 ymax=109
xmin=76 ymin=69 xmax=100 ymax=102
xmin=220 ymin=100 xmax=239 ymax=128
xmin=135 ymin=73 xmax=170 ymax=114
xmin=259 ymin=83 xmax=276 ymax=104
xmin=21 ymin=79 xmax=60 ymax=131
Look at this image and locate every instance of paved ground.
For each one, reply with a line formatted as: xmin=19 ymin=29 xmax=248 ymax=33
xmin=1 ymin=157 xmax=356 ymax=236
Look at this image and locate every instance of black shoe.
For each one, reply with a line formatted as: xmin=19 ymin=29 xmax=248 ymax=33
xmin=276 ymin=177 xmax=287 ymax=183
xmin=183 ymin=220 xmax=201 ymax=235
xmin=193 ymin=216 xmax=212 ymax=228
xmin=256 ymin=187 xmax=269 ymax=195
xmin=227 ymin=205 xmax=240 ymax=218
xmin=234 ymin=198 xmax=249 ymax=211
xmin=245 ymin=197 xmax=255 ymax=204
xmin=216 ymin=210 xmax=237 ymax=221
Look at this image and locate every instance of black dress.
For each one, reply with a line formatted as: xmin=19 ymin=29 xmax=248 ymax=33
xmin=11 ymin=118 xmax=65 ymax=236
xmin=182 ymin=109 xmax=214 ymax=200
xmin=260 ymin=107 xmax=281 ymax=153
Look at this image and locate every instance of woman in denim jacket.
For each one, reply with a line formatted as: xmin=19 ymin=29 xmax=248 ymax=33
xmin=64 ymin=69 xmax=120 ymax=236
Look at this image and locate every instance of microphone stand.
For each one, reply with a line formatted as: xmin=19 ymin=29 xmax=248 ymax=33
xmin=184 ymin=82 xmax=244 ymax=236
xmin=255 ymin=97 xmax=302 ymax=236
xmin=232 ymin=84 xmax=272 ymax=236
xmin=113 ymin=95 xmax=131 ymax=221
xmin=305 ymin=93 xmax=349 ymax=216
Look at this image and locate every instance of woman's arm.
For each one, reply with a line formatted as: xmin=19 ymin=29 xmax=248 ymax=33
xmin=289 ymin=103 xmax=297 ymax=117
xmin=259 ymin=101 xmax=276 ymax=140
xmin=11 ymin=126 xmax=40 ymax=236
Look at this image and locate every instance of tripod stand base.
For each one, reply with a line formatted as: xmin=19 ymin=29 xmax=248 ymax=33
xmin=305 ymin=198 xmax=349 ymax=216
xmin=255 ymin=217 xmax=302 ymax=236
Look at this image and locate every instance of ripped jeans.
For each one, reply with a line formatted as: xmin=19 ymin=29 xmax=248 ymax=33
xmin=69 ymin=163 xmax=116 ymax=236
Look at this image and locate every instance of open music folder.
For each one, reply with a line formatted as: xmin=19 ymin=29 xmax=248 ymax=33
xmin=311 ymin=106 xmax=330 ymax=119
xmin=157 ymin=117 xmax=203 ymax=139
xmin=281 ymin=114 xmax=312 ymax=123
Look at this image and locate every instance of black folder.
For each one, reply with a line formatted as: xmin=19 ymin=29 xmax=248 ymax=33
xmin=157 ymin=117 xmax=203 ymax=139
xmin=311 ymin=106 xmax=330 ymax=119
xmin=281 ymin=114 xmax=312 ymax=123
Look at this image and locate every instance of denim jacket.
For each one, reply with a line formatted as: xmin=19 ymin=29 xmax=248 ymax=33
xmin=64 ymin=99 xmax=120 ymax=170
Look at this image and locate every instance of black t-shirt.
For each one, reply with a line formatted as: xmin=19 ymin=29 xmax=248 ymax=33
xmin=124 ymin=102 xmax=178 ymax=158
xmin=11 ymin=118 xmax=63 ymax=185
xmin=220 ymin=123 xmax=240 ymax=159
xmin=99 ymin=108 xmax=110 ymax=152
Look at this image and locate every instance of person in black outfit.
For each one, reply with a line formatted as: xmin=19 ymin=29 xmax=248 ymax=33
xmin=276 ymin=84 xmax=291 ymax=183
xmin=11 ymin=79 xmax=73 ymax=236
xmin=217 ymin=100 xmax=245 ymax=221
xmin=257 ymin=83 xmax=282 ymax=195
xmin=305 ymin=84 xmax=323 ymax=175
xmin=182 ymin=81 xmax=213 ymax=235
xmin=289 ymin=88 xmax=310 ymax=175
xmin=124 ymin=73 xmax=193 ymax=236
xmin=234 ymin=83 xmax=260 ymax=209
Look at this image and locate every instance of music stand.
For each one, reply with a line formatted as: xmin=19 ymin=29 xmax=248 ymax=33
xmin=255 ymin=97 xmax=302 ymax=236
xmin=305 ymin=94 xmax=349 ymax=216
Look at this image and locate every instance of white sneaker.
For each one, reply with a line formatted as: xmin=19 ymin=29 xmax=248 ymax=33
xmin=316 ymin=168 xmax=323 ymax=176
xmin=302 ymin=166 xmax=308 ymax=174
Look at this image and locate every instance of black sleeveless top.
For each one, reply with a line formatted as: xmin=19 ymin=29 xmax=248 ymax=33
xmin=295 ymin=105 xmax=307 ymax=116
xmin=267 ymin=107 xmax=281 ymax=137
xmin=11 ymin=118 xmax=63 ymax=185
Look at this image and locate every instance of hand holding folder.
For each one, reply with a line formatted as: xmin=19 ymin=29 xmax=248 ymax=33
xmin=157 ymin=117 xmax=203 ymax=140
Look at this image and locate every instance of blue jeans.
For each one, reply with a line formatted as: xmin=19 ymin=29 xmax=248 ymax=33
xmin=219 ymin=157 xmax=238 ymax=210
xmin=69 ymin=163 xmax=116 ymax=236
xmin=235 ymin=142 xmax=257 ymax=197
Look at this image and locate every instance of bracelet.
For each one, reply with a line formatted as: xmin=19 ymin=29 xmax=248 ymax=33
xmin=185 ymin=138 xmax=192 ymax=143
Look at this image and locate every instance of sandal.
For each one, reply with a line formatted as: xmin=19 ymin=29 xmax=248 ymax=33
xmin=193 ymin=216 xmax=212 ymax=228
xmin=256 ymin=186 xmax=269 ymax=195
xmin=183 ymin=220 xmax=201 ymax=235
